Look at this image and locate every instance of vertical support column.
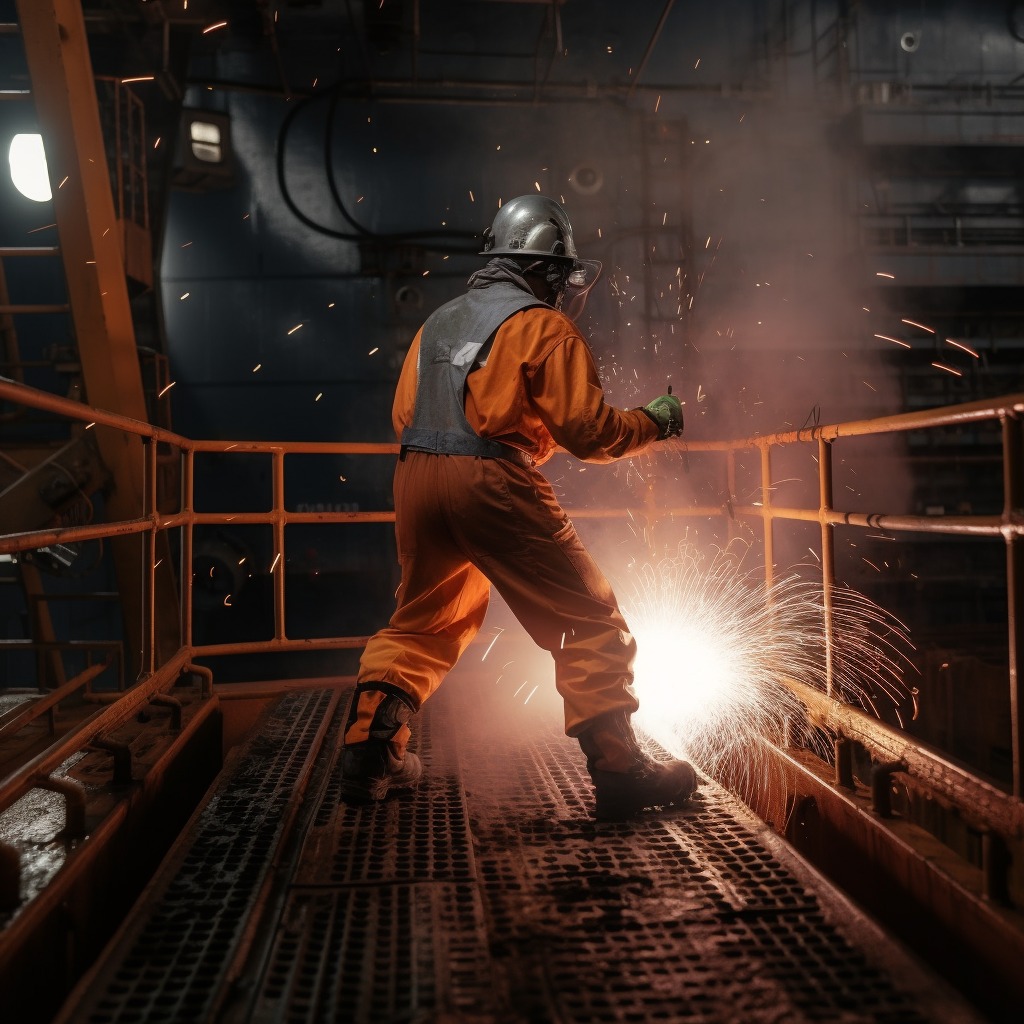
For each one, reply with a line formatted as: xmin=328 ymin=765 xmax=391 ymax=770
xmin=181 ymin=449 xmax=194 ymax=649
xmin=760 ymin=442 xmax=774 ymax=590
xmin=16 ymin=0 xmax=180 ymax=676
xmin=818 ymin=436 xmax=836 ymax=699
xmin=144 ymin=437 xmax=158 ymax=676
xmin=726 ymin=449 xmax=738 ymax=544
xmin=272 ymin=449 xmax=287 ymax=641
xmin=1002 ymin=413 xmax=1024 ymax=798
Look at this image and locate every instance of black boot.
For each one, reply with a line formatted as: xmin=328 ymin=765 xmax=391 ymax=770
xmin=339 ymin=684 xmax=423 ymax=803
xmin=578 ymin=712 xmax=697 ymax=822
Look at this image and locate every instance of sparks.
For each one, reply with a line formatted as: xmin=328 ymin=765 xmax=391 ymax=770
xmin=622 ymin=541 xmax=915 ymax=784
xmin=287 ymin=323 xmax=303 ymax=335
xmin=157 ymin=381 xmax=176 ymax=398
xmin=875 ymin=271 xmax=895 ymax=279
xmin=946 ymin=338 xmax=979 ymax=358
xmin=874 ymin=333 xmax=910 ymax=349
xmin=931 ymin=362 xmax=963 ymax=377
xmin=901 ymin=318 xmax=935 ymax=334
xmin=203 ymin=21 xmax=228 ymax=33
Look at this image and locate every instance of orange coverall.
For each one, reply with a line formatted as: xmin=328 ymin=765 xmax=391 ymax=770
xmin=354 ymin=305 xmax=660 ymax=749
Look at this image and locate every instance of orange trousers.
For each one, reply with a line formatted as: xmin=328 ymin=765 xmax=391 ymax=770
xmin=355 ymin=451 xmax=640 ymax=739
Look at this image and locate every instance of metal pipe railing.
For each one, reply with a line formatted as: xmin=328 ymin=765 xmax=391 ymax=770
xmin=1 ymin=375 xmax=1023 ymax=835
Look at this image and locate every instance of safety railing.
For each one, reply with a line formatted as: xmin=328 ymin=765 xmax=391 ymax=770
xmin=1 ymin=375 xmax=1023 ymax=880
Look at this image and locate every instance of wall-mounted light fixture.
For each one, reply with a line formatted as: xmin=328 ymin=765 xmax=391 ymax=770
xmin=173 ymin=110 xmax=235 ymax=192
xmin=8 ymin=133 xmax=51 ymax=202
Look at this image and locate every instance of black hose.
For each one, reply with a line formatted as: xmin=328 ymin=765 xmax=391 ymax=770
xmin=275 ymin=87 xmax=481 ymax=253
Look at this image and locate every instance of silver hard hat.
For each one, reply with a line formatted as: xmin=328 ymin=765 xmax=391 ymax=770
xmin=479 ymin=194 xmax=578 ymax=260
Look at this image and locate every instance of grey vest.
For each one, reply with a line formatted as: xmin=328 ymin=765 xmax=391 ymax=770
xmin=401 ymin=280 xmax=543 ymax=458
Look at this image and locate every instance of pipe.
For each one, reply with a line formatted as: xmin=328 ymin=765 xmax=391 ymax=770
xmin=627 ymin=0 xmax=678 ymax=97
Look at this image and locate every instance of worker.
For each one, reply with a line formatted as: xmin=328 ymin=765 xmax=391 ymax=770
xmin=339 ymin=194 xmax=696 ymax=821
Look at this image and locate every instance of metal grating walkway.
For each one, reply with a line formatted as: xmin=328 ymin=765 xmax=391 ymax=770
xmin=58 ymin=671 xmax=985 ymax=1024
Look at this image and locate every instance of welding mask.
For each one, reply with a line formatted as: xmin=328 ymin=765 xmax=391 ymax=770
xmin=559 ymin=258 xmax=602 ymax=320
xmin=481 ymin=194 xmax=602 ymax=319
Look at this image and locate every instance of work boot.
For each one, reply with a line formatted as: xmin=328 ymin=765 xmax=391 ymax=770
xmin=578 ymin=712 xmax=697 ymax=822
xmin=339 ymin=684 xmax=423 ymax=803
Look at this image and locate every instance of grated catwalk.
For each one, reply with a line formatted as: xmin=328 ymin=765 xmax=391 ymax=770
xmin=63 ymin=674 xmax=982 ymax=1024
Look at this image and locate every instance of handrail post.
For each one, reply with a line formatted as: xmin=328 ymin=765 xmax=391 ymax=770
xmin=1002 ymin=413 xmax=1024 ymax=798
xmin=181 ymin=448 xmax=194 ymax=648
xmin=144 ymin=435 xmax=158 ymax=677
xmin=272 ymin=449 xmax=287 ymax=641
xmin=726 ymin=449 xmax=738 ymax=543
xmin=760 ymin=442 xmax=774 ymax=590
xmin=819 ymin=436 xmax=836 ymax=699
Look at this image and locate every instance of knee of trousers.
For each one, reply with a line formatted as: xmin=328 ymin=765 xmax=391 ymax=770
xmin=556 ymin=622 xmax=637 ymax=668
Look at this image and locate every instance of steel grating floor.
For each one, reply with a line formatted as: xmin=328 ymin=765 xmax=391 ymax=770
xmin=58 ymin=670 xmax=985 ymax=1024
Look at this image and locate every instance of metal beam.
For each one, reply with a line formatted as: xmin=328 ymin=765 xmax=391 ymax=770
xmin=15 ymin=0 xmax=179 ymax=676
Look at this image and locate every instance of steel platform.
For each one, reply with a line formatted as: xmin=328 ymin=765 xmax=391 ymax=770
xmin=56 ymin=670 xmax=986 ymax=1024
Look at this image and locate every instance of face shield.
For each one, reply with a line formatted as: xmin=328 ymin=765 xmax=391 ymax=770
xmin=557 ymin=259 xmax=602 ymax=321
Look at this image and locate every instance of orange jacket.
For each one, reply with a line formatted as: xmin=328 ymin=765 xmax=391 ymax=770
xmin=393 ymin=306 xmax=659 ymax=466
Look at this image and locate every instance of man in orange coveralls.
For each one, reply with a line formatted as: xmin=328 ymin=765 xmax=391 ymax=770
xmin=340 ymin=194 xmax=695 ymax=821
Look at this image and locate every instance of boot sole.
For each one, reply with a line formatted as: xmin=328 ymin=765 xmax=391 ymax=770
xmin=339 ymin=754 xmax=423 ymax=804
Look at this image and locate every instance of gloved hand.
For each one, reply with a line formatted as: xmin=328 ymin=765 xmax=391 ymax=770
xmin=642 ymin=394 xmax=684 ymax=439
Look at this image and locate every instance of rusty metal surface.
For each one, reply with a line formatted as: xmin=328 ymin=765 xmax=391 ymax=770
xmin=55 ymin=674 xmax=987 ymax=1024
xmin=53 ymin=687 xmax=338 ymax=1024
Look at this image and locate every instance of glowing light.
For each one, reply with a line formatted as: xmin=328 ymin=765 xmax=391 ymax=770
xmin=621 ymin=541 xmax=915 ymax=783
xmin=874 ymin=333 xmax=910 ymax=349
xmin=482 ymin=628 xmax=503 ymax=661
xmin=931 ymin=362 xmax=963 ymax=377
xmin=946 ymin=338 xmax=979 ymax=358
xmin=203 ymin=21 xmax=228 ymax=33
xmin=901 ymin=318 xmax=935 ymax=334
xmin=8 ymin=134 xmax=51 ymax=202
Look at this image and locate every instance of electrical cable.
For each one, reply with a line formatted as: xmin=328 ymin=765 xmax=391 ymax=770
xmin=276 ymin=87 xmax=481 ymax=253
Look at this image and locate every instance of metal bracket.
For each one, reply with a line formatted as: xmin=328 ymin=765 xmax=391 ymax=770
xmin=150 ymin=693 xmax=183 ymax=731
xmin=0 ymin=840 xmax=20 ymax=911
xmin=834 ymin=735 xmax=855 ymax=789
xmin=88 ymin=737 xmax=133 ymax=786
xmin=34 ymin=774 xmax=87 ymax=841
xmin=870 ymin=760 xmax=908 ymax=818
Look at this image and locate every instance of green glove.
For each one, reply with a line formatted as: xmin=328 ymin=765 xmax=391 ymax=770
xmin=642 ymin=394 xmax=684 ymax=439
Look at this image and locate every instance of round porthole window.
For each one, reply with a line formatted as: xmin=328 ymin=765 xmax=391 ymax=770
xmin=568 ymin=164 xmax=604 ymax=197
xmin=900 ymin=31 xmax=920 ymax=53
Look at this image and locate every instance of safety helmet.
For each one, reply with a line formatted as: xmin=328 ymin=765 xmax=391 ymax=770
xmin=480 ymin=194 xmax=601 ymax=320
xmin=479 ymin=194 xmax=578 ymax=260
